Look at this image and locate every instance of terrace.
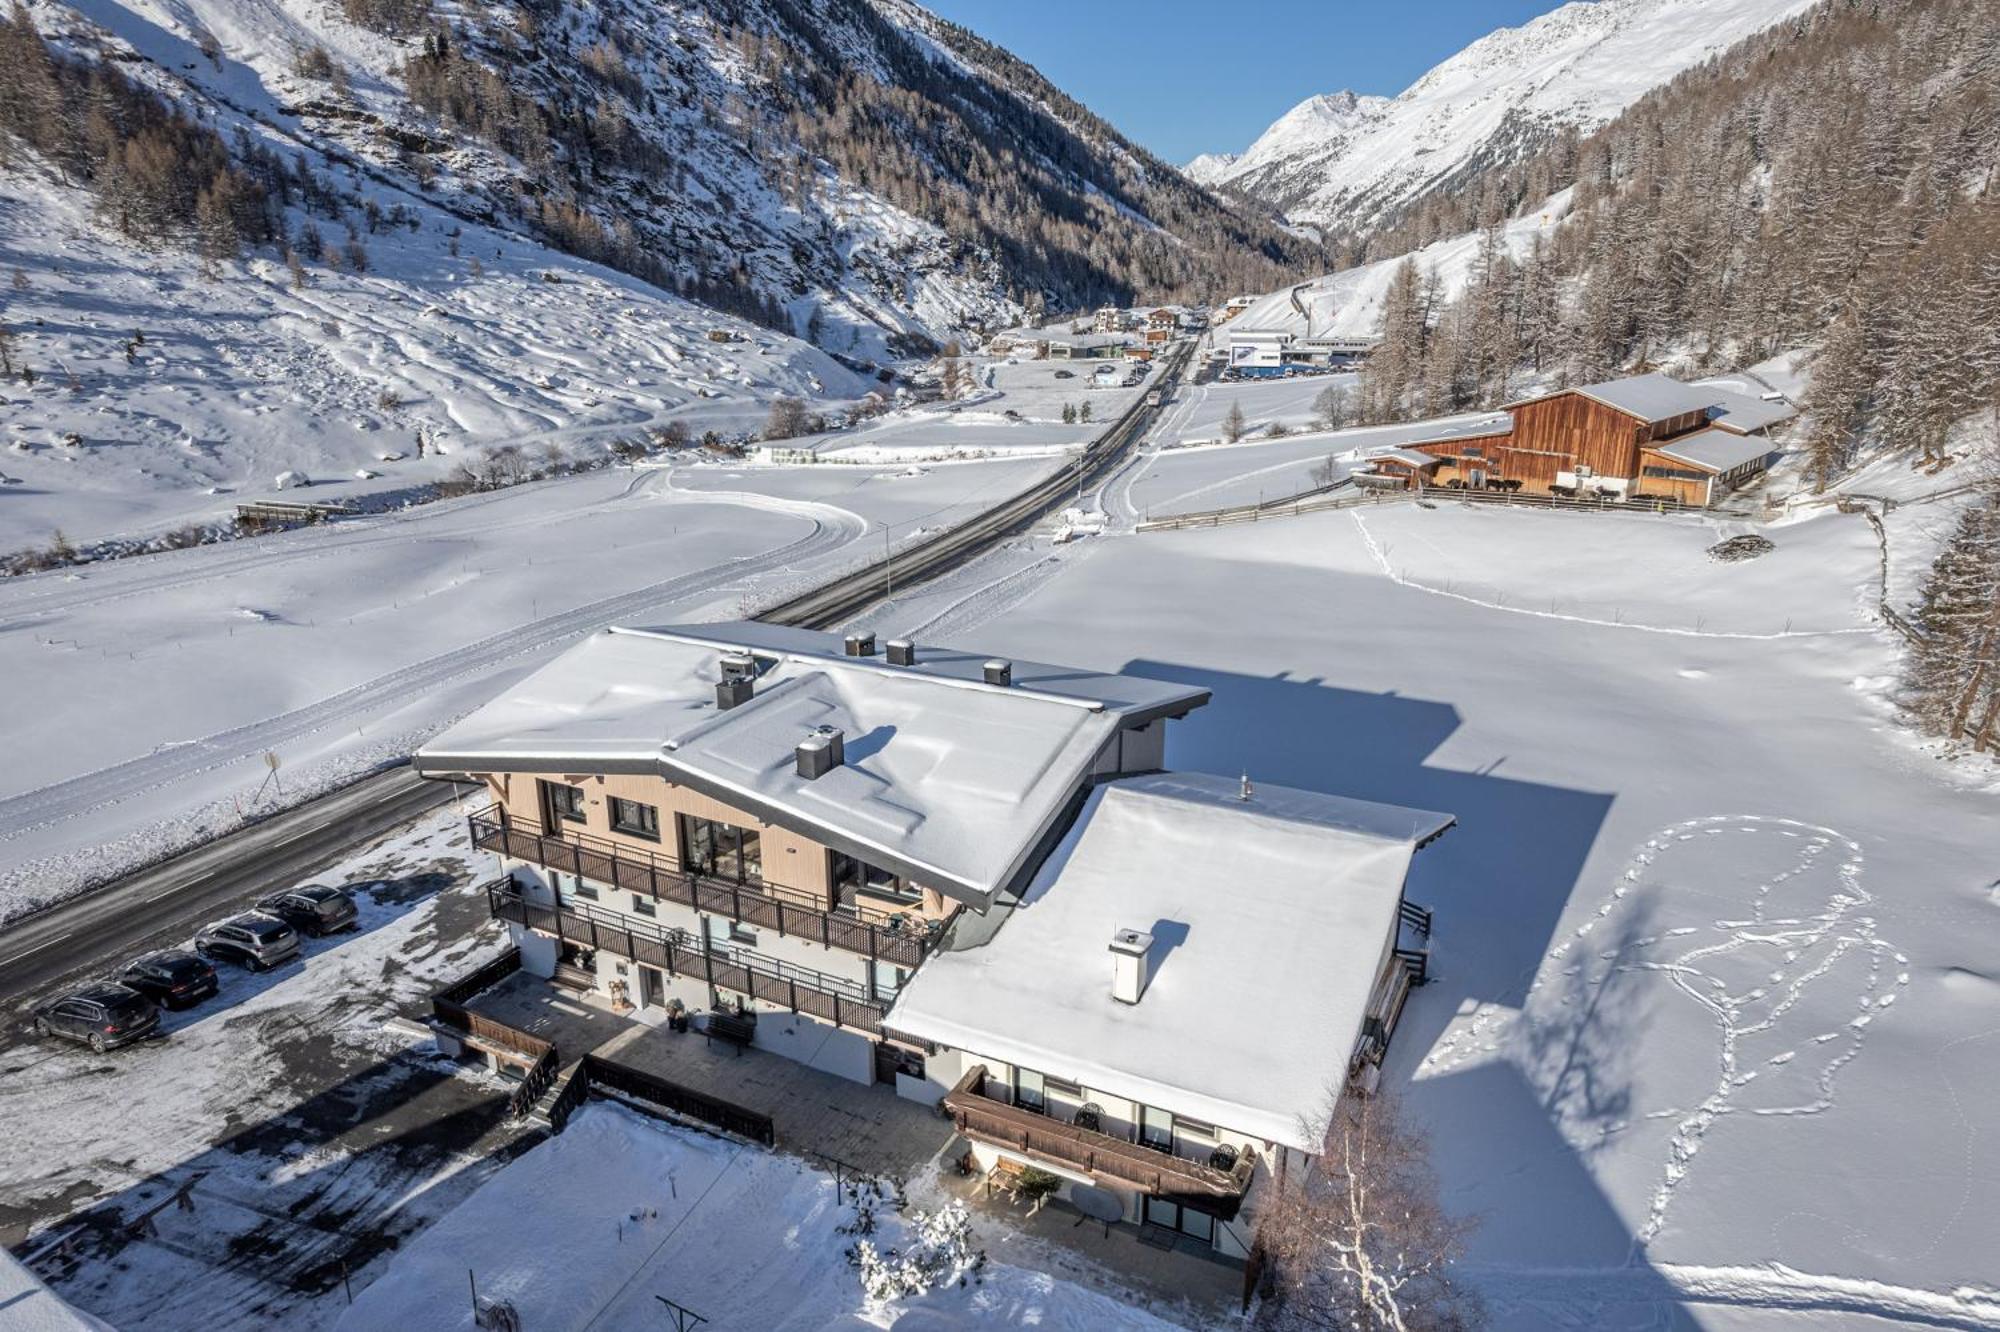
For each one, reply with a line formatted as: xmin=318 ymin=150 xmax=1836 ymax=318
xmin=484 ymin=880 xmax=893 ymax=1036
xmin=469 ymin=808 xmax=952 ymax=970
xmin=941 ymin=1065 xmax=1257 ymax=1207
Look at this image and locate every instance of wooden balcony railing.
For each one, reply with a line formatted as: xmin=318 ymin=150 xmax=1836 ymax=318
xmin=486 ymin=882 xmax=890 ymax=1038
xmin=942 ymin=1065 xmax=1256 ymax=1203
xmin=468 ymin=809 xmax=947 ymax=969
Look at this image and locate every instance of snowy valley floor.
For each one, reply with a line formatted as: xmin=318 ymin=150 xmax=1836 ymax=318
xmin=854 ymin=498 xmax=2000 ymax=1329
xmin=0 ymin=452 xmax=1060 ymax=917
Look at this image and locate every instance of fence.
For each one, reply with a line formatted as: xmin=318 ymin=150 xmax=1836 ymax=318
xmin=569 ymin=1054 xmax=776 ymax=1146
xmin=1138 ymin=479 xmax=1696 ymax=533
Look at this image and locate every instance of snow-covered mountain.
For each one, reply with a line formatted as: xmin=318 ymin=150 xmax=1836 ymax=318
xmin=1190 ymin=0 xmax=1817 ymax=233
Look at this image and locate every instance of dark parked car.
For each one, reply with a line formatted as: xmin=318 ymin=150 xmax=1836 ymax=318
xmin=33 ymin=983 xmax=161 ymax=1052
xmin=256 ymin=884 xmax=359 ymax=937
xmin=119 ymin=950 xmax=220 ymax=1009
xmin=195 ymin=913 xmax=301 ymax=971
xmin=1053 ymin=369 xmax=1075 ymax=378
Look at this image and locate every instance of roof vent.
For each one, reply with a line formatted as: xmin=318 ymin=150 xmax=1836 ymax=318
xmin=844 ymin=631 xmax=877 ymax=658
xmin=983 ymin=659 xmax=1012 ymax=687
xmin=796 ymin=725 xmax=845 ymax=780
xmin=716 ymin=678 xmax=753 ymax=710
xmin=1109 ymin=928 xmax=1154 ymax=1004
xmin=886 ymin=639 xmax=916 ymax=666
xmin=720 ymin=652 xmax=758 ymax=683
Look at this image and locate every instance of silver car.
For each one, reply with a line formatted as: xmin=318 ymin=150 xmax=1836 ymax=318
xmin=195 ymin=912 xmax=302 ymax=971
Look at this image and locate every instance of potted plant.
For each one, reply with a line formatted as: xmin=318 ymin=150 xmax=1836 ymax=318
xmin=666 ymin=997 xmax=688 ymax=1033
xmin=1015 ymin=1166 xmax=1062 ymax=1215
xmin=608 ymin=978 xmax=632 ymax=1013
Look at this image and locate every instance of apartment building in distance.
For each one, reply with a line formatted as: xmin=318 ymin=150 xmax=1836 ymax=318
xmin=414 ymin=621 xmax=1448 ymax=1260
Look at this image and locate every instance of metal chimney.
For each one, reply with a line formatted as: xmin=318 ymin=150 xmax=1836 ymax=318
xmin=796 ymin=726 xmax=846 ymax=780
xmin=844 ymin=632 xmax=877 ymax=658
xmin=983 ymin=659 xmax=1012 ymax=687
xmin=886 ymin=638 xmax=917 ymax=666
xmin=716 ymin=678 xmax=753 ymax=710
xmin=1109 ymin=928 xmax=1154 ymax=1004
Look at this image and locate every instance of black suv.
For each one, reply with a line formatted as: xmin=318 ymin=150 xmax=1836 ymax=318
xmin=33 ymin=983 xmax=161 ymax=1052
xmin=119 ymin=950 xmax=220 ymax=1009
xmin=195 ymin=912 xmax=302 ymax=971
xmin=255 ymin=884 xmax=359 ymax=937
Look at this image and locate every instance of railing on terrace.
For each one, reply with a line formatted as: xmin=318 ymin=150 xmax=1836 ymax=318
xmin=468 ymin=809 xmax=946 ymax=970
xmin=486 ymin=882 xmax=891 ymax=1038
xmin=942 ymin=1065 xmax=1256 ymax=1203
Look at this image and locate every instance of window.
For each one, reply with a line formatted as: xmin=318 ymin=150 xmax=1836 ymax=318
xmin=1460 ymin=445 xmax=1485 ymax=458
xmin=1175 ymin=1116 xmax=1218 ymax=1142
xmin=871 ymin=960 xmax=908 ymax=998
xmin=830 ymin=851 xmax=916 ymax=902
xmin=609 ymin=798 xmax=660 ymax=842
xmin=707 ymin=914 xmax=756 ymax=947
xmin=679 ymin=815 xmax=762 ymax=884
xmin=557 ymin=873 xmax=597 ymax=904
xmin=1140 ymin=1105 xmax=1174 ymax=1153
xmin=631 ymin=893 xmax=656 ymax=918
xmin=1046 ymin=1074 xmax=1083 ymax=1101
xmin=1642 ymin=464 xmax=1707 ymax=482
xmin=1014 ymin=1067 xmax=1047 ymax=1114
xmin=1145 ymin=1196 xmax=1216 ymax=1243
xmin=540 ymin=780 xmax=587 ymax=827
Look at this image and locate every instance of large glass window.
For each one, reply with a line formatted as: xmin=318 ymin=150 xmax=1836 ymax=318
xmin=539 ymin=780 xmax=586 ymax=827
xmin=1140 ymin=1105 xmax=1174 ymax=1153
xmin=609 ymin=797 xmax=660 ymax=842
xmin=1014 ymin=1067 xmax=1047 ymax=1114
xmin=680 ymin=815 xmax=762 ymax=884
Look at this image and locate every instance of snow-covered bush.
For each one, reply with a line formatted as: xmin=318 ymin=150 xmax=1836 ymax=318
xmin=848 ymin=1201 xmax=984 ymax=1304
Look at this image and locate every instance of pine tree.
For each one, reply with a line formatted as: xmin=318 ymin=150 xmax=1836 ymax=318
xmin=1223 ymin=399 xmax=1246 ymax=443
xmin=1799 ymin=307 xmax=1869 ymax=492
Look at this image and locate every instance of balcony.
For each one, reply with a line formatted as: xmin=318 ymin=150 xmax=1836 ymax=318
xmin=485 ymin=882 xmax=891 ymax=1037
xmin=468 ymin=809 xmax=950 ymax=970
xmin=942 ymin=1065 xmax=1256 ymax=1209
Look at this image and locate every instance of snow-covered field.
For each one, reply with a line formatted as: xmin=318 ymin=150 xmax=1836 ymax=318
xmin=0 ymin=169 xmax=870 ymax=554
xmin=0 ymin=455 xmax=1054 ymax=917
xmin=857 ymin=499 xmax=2000 ymax=1328
xmin=1151 ymin=372 xmax=1359 ymax=447
xmin=343 ymin=1102 xmax=1196 ymax=1332
xmin=1122 ymin=412 xmax=1512 ymax=520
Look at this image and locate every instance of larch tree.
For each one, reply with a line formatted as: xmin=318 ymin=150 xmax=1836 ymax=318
xmin=1223 ymin=399 xmax=1247 ymax=443
xmin=1255 ymin=1090 xmax=1481 ymax=1332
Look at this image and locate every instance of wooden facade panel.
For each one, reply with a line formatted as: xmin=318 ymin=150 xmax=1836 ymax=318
xmin=1509 ymin=394 xmax=1644 ymax=480
xmin=1636 ymin=448 xmax=1714 ymax=506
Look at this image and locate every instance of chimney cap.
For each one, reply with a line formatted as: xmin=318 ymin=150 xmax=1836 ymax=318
xmin=1109 ymin=928 xmax=1153 ymax=957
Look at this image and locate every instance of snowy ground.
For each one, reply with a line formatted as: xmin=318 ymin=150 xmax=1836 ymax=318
xmin=1121 ymin=412 xmax=1513 ymax=521
xmin=1150 ymin=371 xmax=1359 ymax=447
xmin=5 ymin=807 xmax=529 ymax=1330
xmin=342 ymin=1102 xmax=1200 ymax=1332
xmin=0 ymin=139 xmax=871 ymax=555
xmin=0 ymin=454 xmax=1052 ymax=918
xmin=846 ymin=497 xmax=2000 ymax=1329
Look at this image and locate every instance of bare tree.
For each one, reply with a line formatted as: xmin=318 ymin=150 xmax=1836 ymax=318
xmin=1224 ymin=399 xmax=1248 ymax=443
xmin=764 ymin=396 xmax=810 ymax=440
xmin=1255 ymin=1090 xmax=1480 ymax=1332
xmin=1314 ymin=383 xmax=1349 ymax=432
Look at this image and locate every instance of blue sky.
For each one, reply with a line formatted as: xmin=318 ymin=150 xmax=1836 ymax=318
xmin=923 ymin=0 xmax=1557 ymax=164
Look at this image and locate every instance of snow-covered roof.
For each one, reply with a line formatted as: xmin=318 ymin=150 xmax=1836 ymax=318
xmin=0 ymin=1249 xmax=113 ymax=1331
xmin=1509 ymin=372 xmax=1798 ymax=434
xmin=1649 ymin=428 xmax=1774 ymax=474
xmin=887 ymin=773 xmax=1454 ymax=1152
xmin=1509 ymin=372 xmax=1715 ymax=423
xmin=1695 ymin=382 xmax=1798 ymax=434
xmin=1374 ymin=448 xmax=1442 ymax=467
xmin=415 ymin=623 xmax=1209 ymax=908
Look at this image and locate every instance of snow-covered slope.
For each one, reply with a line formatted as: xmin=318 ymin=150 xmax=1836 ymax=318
xmin=1219 ymin=189 xmax=1573 ymax=339
xmin=1193 ymin=0 xmax=1816 ymax=232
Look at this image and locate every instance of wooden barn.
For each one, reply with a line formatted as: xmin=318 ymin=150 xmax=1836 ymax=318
xmin=1366 ymin=448 xmax=1445 ymax=489
xmin=1495 ymin=374 xmax=1794 ymax=502
xmin=1417 ymin=428 xmax=1520 ymax=489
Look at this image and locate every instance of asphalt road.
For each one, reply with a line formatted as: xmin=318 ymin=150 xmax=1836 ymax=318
xmin=0 ymin=765 xmax=459 ymax=1011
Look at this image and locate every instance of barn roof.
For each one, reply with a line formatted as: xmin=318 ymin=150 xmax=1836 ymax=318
xmin=1374 ymin=448 xmax=1442 ymax=467
xmin=1650 ymin=429 xmax=1775 ymax=474
xmin=1507 ymin=373 xmax=1799 ymax=434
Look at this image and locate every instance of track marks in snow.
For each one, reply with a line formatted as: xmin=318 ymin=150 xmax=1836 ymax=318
xmin=1349 ymin=510 xmax=1874 ymax=640
xmin=1539 ymin=815 xmax=1907 ymax=1249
